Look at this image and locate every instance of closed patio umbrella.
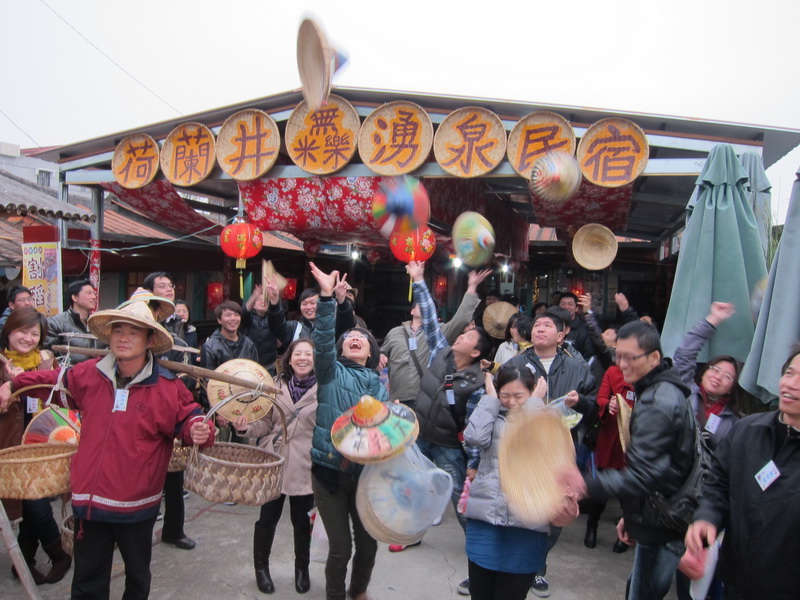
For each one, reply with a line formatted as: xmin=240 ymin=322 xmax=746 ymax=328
xmin=661 ymin=144 xmax=767 ymax=362
xmin=739 ymin=152 xmax=772 ymax=262
xmin=739 ymin=164 xmax=800 ymax=404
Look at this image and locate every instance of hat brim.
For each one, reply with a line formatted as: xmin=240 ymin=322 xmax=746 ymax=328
xmin=117 ymin=294 xmax=175 ymax=322
xmin=483 ymin=301 xmax=518 ymax=339
xmin=332 ymin=401 xmax=419 ymax=464
xmin=88 ymin=311 xmax=174 ymax=356
xmin=206 ymin=359 xmax=275 ymax=424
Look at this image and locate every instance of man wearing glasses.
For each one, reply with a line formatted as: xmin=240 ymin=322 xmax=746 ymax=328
xmin=574 ymin=320 xmax=696 ymax=600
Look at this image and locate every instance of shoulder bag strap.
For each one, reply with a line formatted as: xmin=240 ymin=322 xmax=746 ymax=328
xmin=402 ymin=326 xmax=424 ymax=377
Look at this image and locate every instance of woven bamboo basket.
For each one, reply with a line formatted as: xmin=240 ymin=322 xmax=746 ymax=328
xmin=168 ymin=440 xmax=191 ymax=472
xmin=0 ymin=384 xmax=76 ymax=499
xmin=60 ymin=514 xmax=74 ymax=556
xmin=184 ymin=393 xmax=287 ymax=506
xmin=0 ymin=443 xmax=76 ymax=499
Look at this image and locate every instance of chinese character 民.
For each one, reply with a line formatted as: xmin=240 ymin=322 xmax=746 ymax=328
xmin=517 ymin=125 xmax=569 ymax=174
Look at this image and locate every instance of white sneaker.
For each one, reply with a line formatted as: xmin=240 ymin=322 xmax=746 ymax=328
xmin=432 ymin=514 xmax=443 ymax=526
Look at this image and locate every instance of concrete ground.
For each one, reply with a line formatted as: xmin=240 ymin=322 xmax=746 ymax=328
xmin=2 ymin=493 xmax=635 ymax=599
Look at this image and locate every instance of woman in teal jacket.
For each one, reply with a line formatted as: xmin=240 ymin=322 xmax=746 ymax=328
xmin=309 ymin=262 xmax=387 ymax=600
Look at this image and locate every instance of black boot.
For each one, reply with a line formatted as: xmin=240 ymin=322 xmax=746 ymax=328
xmin=294 ymin=524 xmax=311 ymax=593
xmin=584 ymin=525 xmax=597 ymax=549
xmin=42 ymin=538 xmax=72 ymax=584
xmin=11 ymin=538 xmax=46 ymax=585
xmin=253 ymin=523 xmax=275 ymax=594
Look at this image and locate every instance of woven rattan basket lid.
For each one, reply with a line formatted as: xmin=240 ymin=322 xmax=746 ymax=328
xmin=571 ymin=223 xmax=618 ymax=271
xmin=576 ymin=118 xmax=649 ymax=187
xmin=483 ymin=302 xmax=518 ymax=339
xmin=206 ymin=359 xmax=275 ymax=424
xmin=216 ymin=109 xmax=280 ymax=181
xmin=507 ymin=111 xmax=576 ymax=179
xmin=358 ymin=101 xmax=433 ymax=175
xmin=111 ymin=133 xmax=160 ymax=189
xmin=297 ymin=18 xmax=332 ymax=112
xmin=499 ymin=407 xmax=575 ymax=527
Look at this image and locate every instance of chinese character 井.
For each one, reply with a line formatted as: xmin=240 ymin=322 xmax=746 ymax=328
xmin=227 ymin=121 xmax=276 ymax=176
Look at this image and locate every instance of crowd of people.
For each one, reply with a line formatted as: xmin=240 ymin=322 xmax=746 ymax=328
xmin=0 ymin=264 xmax=798 ymax=600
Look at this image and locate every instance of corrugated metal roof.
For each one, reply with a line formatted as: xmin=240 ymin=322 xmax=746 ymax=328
xmin=0 ymin=170 xmax=94 ymax=222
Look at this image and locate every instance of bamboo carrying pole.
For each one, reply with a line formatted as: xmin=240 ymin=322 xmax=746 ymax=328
xmin=0 ymin=502 xmax=42 ymax=600
xmin=51 ymin=346 xmax=280 ymax=395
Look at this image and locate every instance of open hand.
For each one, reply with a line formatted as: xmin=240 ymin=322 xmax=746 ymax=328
xmin=405 ymin=260 xmax=425 ymax=283
xmin=467 ymin=269 xmax=493 ymax=294
xmin=309 ymin=262 xmax=338 ymax=296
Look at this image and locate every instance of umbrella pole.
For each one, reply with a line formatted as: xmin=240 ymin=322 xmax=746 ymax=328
xmin=0 ymin=502 xmax=43 ymax=600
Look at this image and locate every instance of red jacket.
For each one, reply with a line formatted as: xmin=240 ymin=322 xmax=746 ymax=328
xmin=593 ymin=366 xmax=635 ymax=470
xmin=15 ymin=354 xmax=212 ymax=523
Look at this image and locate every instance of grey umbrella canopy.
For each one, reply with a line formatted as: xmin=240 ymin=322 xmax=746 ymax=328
xmin=739 ymin=152 xmax=772 ymax=262
xmin=740 ymin=164 xmax=800 ymax=404
xmin=661 ymin=144 xmax=767 ymax=363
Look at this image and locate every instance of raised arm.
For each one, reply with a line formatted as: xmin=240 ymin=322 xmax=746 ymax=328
xmin=309 ymin=262 xmax=339 ymax=386
xmin=407 ymin=261 xmax=448 ymax=365
xmin=673 ymin=302 xmax=735 ymax=385
xmin=441 ymin=269 xmax=491 ymax=342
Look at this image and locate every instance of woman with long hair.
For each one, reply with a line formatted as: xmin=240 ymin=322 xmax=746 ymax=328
xmin=233 ymin=338 xmax=317 ymax=595
xmin=308 ymin=262 xmax=387 ymax=600
xmin=0 ymin=307 xmax=71 ymax=584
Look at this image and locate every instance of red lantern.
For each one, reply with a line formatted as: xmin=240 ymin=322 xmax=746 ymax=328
xmin=389 ymin=226 xmax=436 ymax=263
xmin=206 ymin=282 xmax=223 ymax=315
xmin=434 ymin=273 xmax=448 ymax=304
xmin=220 ymin=216 xmax=262 ymax=297
xmin=220 ymin=217 xmax=263 ymax=268
xmin=283 ymin=278 xmax=298 ymax=301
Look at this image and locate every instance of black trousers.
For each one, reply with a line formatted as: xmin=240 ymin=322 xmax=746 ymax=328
xmin=162 ymin=471 xmax=185 ymax=540
xmin=256 ymin=493 xmax=315 ymax=565
xmin=312 ymin=472 xmax=376 ymax=600
xmin=71 ymin=517 xmax=156 ymax=600
xmin=468 ymin=560 xmax=536 ymax=600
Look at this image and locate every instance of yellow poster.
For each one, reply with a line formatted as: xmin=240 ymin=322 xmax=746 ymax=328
xmin=22 ymin=242 xmax=62 ymax=316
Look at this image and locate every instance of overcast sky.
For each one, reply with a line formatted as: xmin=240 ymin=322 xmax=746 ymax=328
xmin=2 ymin=0 xmax=799 ymax=222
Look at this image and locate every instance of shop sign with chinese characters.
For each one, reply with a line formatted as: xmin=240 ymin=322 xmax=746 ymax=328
xmin=358 ymin=101 xmax=433 ymax=175
xmin=286 ymin=94 xmax=360 ymax=175
xmin=507 ymin=111 xmax=576 ymax=179
xmin=577 ymin=118 xmax=649 ymax=187
xmin=216 ymin=109 xmax=280 ymax=181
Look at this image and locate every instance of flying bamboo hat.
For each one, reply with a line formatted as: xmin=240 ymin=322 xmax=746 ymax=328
xmin=498 ymin=407 xmax=576 ymax=527
xmin=117 ymin=287 xmax=175 ymax=323
xmin=332 ymin=396 xmax=418 ymax=464
xmin=206 ymin=359 xmax=276 ymax=424
xmin=482 ymin=301 xmax=518 ymax=339
xmin=571 ymin=223 xmax=618 ymax=271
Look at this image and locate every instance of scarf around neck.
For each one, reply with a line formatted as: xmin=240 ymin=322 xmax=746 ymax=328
xmin=4 ymin=349 xmax=41 ymax=371
xmin=288 ymin=374 xmax=316 ymax=404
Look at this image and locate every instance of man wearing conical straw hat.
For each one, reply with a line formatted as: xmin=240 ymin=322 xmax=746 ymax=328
xmin=0 ymin=295 xmax=215 ymax=600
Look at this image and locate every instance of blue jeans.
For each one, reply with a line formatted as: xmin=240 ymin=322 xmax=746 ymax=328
xmin=415 ymin=439 xmax=466 ymax=531
xmin=628 ymin=540 xmax=684 ymax=600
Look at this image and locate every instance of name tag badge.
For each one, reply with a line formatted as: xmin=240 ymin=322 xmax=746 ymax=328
xmin=26 ymin=397 xmax=38 ymax=414
xmin=445 ymin=389 xmax=456 ymax=405
xmin=408 ymin=336 xmax=418 ymax=351
xmin=705 ymin=413 xmax=721 ymax=434
xmin=755 ymin=460 xmax=780 ymax=491
xmin=626 ymin=391 xmax=636 ymax=402
xmin=113 ymin=389 xmax=129 ymax=412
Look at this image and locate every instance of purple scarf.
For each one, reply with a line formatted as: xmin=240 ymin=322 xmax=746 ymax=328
xmin=287 ymin=374 xmax=316 ymax=404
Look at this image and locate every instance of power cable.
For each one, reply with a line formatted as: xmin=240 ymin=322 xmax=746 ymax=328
xmin=37 ymin=0 xmax=182 ymax=115
xmin=0 ymin=107 xmax=42 ymax=147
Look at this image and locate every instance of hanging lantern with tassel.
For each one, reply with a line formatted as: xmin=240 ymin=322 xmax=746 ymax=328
xmin=220 ymin=215 xmax=263 ymax=297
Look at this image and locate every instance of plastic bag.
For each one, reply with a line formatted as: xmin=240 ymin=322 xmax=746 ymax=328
xmin=549 ymin=395 xmax=583 ymax=429
xmin=309 ymin=508 xmax=328 ymax=563
xmin=356 ymin=444 xmax=453 ymax=545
